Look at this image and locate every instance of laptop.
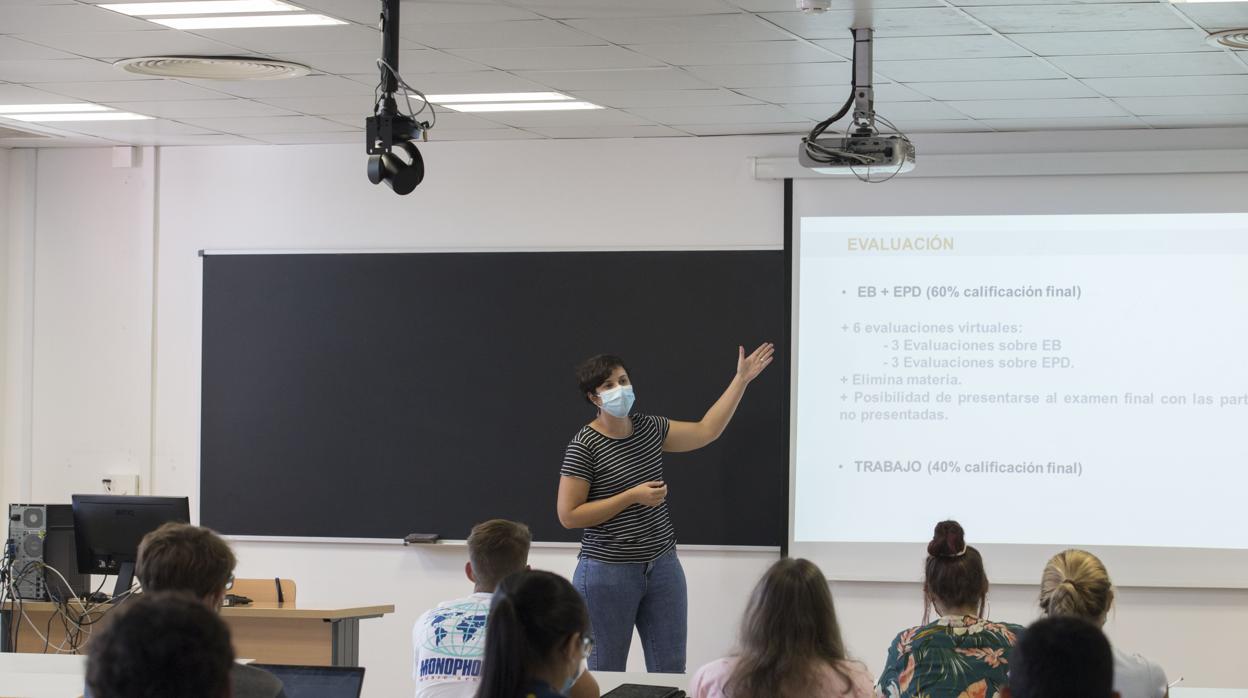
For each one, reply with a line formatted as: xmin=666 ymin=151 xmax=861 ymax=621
xmin=250 ymin=664 xmax=366 ymax=698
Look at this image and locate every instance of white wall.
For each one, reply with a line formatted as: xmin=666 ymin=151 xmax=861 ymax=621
xmin=3 ymin=134 xmax=1247 ymax=696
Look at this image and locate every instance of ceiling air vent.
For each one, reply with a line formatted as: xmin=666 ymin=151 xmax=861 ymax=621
xmin=1207 ymin=29 xmax=1248 ymax=50
xmin=114 ymin=56 xmax=311 ymax=80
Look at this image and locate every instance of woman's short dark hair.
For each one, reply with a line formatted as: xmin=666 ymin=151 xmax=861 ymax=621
xmin=923 ymin=520 xmax=989 ymax=621
xmin=87 ymin=592 xmax=234 ymax=698
xmin=1010 ymin=616 xmax=1114 ymax=698
xmin=475 ymin=570 xmax=589 ymax=698
xmin=575 ymin=354 xmax=629 ymax=405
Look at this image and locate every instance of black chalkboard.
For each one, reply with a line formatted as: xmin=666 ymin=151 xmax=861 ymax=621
xmin=200 ymin=251 xmax=787 ymax=546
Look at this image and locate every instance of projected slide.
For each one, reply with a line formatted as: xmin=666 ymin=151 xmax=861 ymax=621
xmin=794 ymin=214 xmax=1248 ymax=549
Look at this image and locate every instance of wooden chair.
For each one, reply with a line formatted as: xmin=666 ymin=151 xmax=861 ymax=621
xmin=231 ymin=578 xmax=297 ymax=605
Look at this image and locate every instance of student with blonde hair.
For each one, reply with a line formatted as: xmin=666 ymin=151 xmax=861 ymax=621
xmin=1038 ymin=550 xmax=1168 ymax=698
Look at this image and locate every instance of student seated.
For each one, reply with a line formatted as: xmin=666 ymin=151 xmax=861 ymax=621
xmin=414 ymin=519 xmax=597 ymax=698
xmin=690 ymin=558 xmax=875 ymax=698
xmin=1037 ymin=549 xmax=1168 ymax=698
xmin=878 ymin=520 xmax=1024 ymax=698
xmin=1005 ymin=616 xmax=1119 ymax=698
xmin=134 ymin=523 xmax=286 ymax=698
xmin=476 ymin=570 xmax=593 ymax=698
xmin=87 ymin=592 xmax=235 ymax=698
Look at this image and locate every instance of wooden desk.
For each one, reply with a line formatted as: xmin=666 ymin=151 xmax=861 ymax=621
xmin=0 ymin=600 xmax=393 ymax=667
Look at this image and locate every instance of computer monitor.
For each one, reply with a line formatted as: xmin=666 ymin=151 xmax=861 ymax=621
xmin=250 ymin=665 xmax=365 ymax=698
xmin=71 ymin=494 xmax=190 ymax=600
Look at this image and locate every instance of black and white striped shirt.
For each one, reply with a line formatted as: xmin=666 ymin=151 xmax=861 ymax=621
xmin=560 ymin=414 xmax=677 ymax=563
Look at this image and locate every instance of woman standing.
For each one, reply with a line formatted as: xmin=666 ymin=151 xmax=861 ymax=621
xmin=556 ymin=345 xmax=774 ymax=673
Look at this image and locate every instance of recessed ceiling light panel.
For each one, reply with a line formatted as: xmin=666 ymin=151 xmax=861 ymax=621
xmin=151 ymin=13 xmax=344 ymax=28
xmin=115 ymin=56 xmax=312 ymax=80
xmin=99 ymin=0 xmax=297 ymax=16
xmin=426 ymin=92 xmax=573 ymax=104
xmin=0 ymin=104 xmax=111 ymax=114
xmin=442 ymin=101 xmax=603 ymax=113
xmin=7 ymin=112 xmax=153 ymax=122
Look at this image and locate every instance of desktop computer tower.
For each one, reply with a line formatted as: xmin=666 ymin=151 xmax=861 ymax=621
xmin=7 ymin=503 xmax=91 ymax=601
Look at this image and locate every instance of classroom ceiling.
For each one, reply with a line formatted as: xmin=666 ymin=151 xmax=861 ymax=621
xmin=1 ymin=0 xmax=1247 ymax=147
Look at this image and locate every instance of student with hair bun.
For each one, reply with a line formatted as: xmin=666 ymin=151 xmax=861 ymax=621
xmin=878 ymin=521 xmax=1024 ymax=698
xmin=1038 ymin=550 xmax=1168 ymax=698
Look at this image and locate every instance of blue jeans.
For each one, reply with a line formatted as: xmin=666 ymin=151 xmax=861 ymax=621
xmin=572 ymin=549 xmax=688 ymax=673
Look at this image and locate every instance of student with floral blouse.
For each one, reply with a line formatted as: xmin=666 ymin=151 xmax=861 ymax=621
xmin=878 ymin=521 xmax=1025 ymax=698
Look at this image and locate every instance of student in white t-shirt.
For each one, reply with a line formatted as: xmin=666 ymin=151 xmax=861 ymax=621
xmin=1037 ymin=549 xmax=1168 ymax=698
xmin=413 ymin=519 xmax=599 ymax=698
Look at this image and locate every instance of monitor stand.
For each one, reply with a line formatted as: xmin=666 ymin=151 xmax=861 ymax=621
xmin=111 ymin=562 xmax=136 ymax=603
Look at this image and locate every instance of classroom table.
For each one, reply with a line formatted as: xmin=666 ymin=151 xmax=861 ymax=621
xmin=0 ymin=600 xmax=393 ymax=667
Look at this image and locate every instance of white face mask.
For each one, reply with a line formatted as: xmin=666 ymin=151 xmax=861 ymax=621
xmin=560 ymin=658 xmax=587 ymax=696
xmin=596 ymin=385 xmax=635 ymax=418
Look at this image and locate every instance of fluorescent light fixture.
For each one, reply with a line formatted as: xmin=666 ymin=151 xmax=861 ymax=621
xmin=6 ymin=112 xmax=153 ymax=122
xmin=0 ymin=104 xmax=111 ymax=114
xmin=425 ymin=92 xmax=573 ymax=104
xmin=151 ymin=13 xmax=344 ymax=28
xmin=1169 ymin=0 xmax=1244 ymax=3
xmin=99 ymin=0 xmax=297 ymax=16
xmin=441 ymin=101 xmax=603 ymax=113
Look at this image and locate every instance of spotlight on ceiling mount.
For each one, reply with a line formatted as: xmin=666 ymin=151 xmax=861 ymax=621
xmin=365 ymin=0 xmax=433 ymax=196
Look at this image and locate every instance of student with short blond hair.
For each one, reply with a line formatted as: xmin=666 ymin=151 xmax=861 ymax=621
xmin=1038 ymin=550 xmax=1168 ymax=698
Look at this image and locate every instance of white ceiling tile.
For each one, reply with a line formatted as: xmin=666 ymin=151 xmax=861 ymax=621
xmin=567 ymin=14 xmax=790 ymax=44
xmin=244 ymin=94 xmax=375 ymax=115
xmin=1172 ymin=3 xmax=1248 ymax=33
xmin=27 ymin=79 xmax=229 ymax=101
xmin=100 ymin=98 xmax=297 ymax=118
xmin=250 ymin=131 xmax=363 ymax=145
xmin=0 ymin=4 xmax=155 ymax=33
xmin=293 ymin=0 xmax=541 ymax=24
xmin=371 ymin=70 xmax=553 ymax=93
xmin=1049 ymin=52 xmax=1248 ymax=78
xmin=111 ymin=133 xmax=262 ymax=145
xmin=565 ymin=88 xmax=760 ymax=107
xmin=508 ymin=0 xmax=736 ymax=19
xmin=1006 ymin=28 xmax=1216 ymax=57
xmin=446 ymin=46 xmax=662 ymax=71
xmin=684 ymin=62 xmax=849 ymax=88
xmin=0 ymin=35 xmax=75 ymax=60
xmin=783 ymin=100 xmax=965 ymax=120
xmin=1140 ymin=114 xmax=1248 ymax=128
xmin=466 ymin=107 xmax=652 ymax=127
xmin=627 ymin=40 xmax=837 ymax=66
xmin=1086 ymin=75 xmax=1248 ymax=97
xmin=877 ymin=57 xmax=1062 ymax=82
xmin=950 ymin=0 xmax=1144 ymax=5
xmin=627 ymin=103 xmax=800 ymax=124
xmin=514 ymin=67 xmax=712 ymax=90
xmin=0 ymin=58 xmax=150 ymax=82
xmin=963 ymin=4 xmax=1189 ymax=33
xmin=270 ymin=49 xmax=482 ymax=75
xmin=1114 ymin=94 xmax=1248 ymax=116
xmin=679 ymin=122 xmax=808 ymax=135
xmin=41 ymin=118 xmax=215 ymax=138
xmin=949 ymin=97 xmax=1129 ymax=119
xmin=909 ymin=78 xmax=1096 ymax=101
xmin=977 ymin=116 xmax=1147 ymax=131
xmin=427 ymin=127 xmax=544 ymax=140
xmin=885 ymin=119 xmax=990 ymax=133
xmin=176 ymin=114 xmax=354 ymax=133
xmin=182 ymin=25 xmax=381 ymax=54
xmin=739 ymin=82 xmax=930 ymax=103
xmin=192 ymin=74 xmax=374 ymax=99
xmin=14 ymin=30 xmax=244 ymax=59
xmin=0 ymin=83 xmax=89 ymax=104
xmin=815 ymin=35 xmax=1030 ymax=61
xmin=403 ymin=20 xmax=603 ymax=49
xmin=759 ymin=9 xmax=987 ymax=39
xmin=527 ymin=125 xmax=687 ymax=138
xmin=729 ymin=0 xmax=941 ymax=9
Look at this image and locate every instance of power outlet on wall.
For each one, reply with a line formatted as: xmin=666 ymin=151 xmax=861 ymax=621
xmin=102 ymin=474 xmax=141 ymax=496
